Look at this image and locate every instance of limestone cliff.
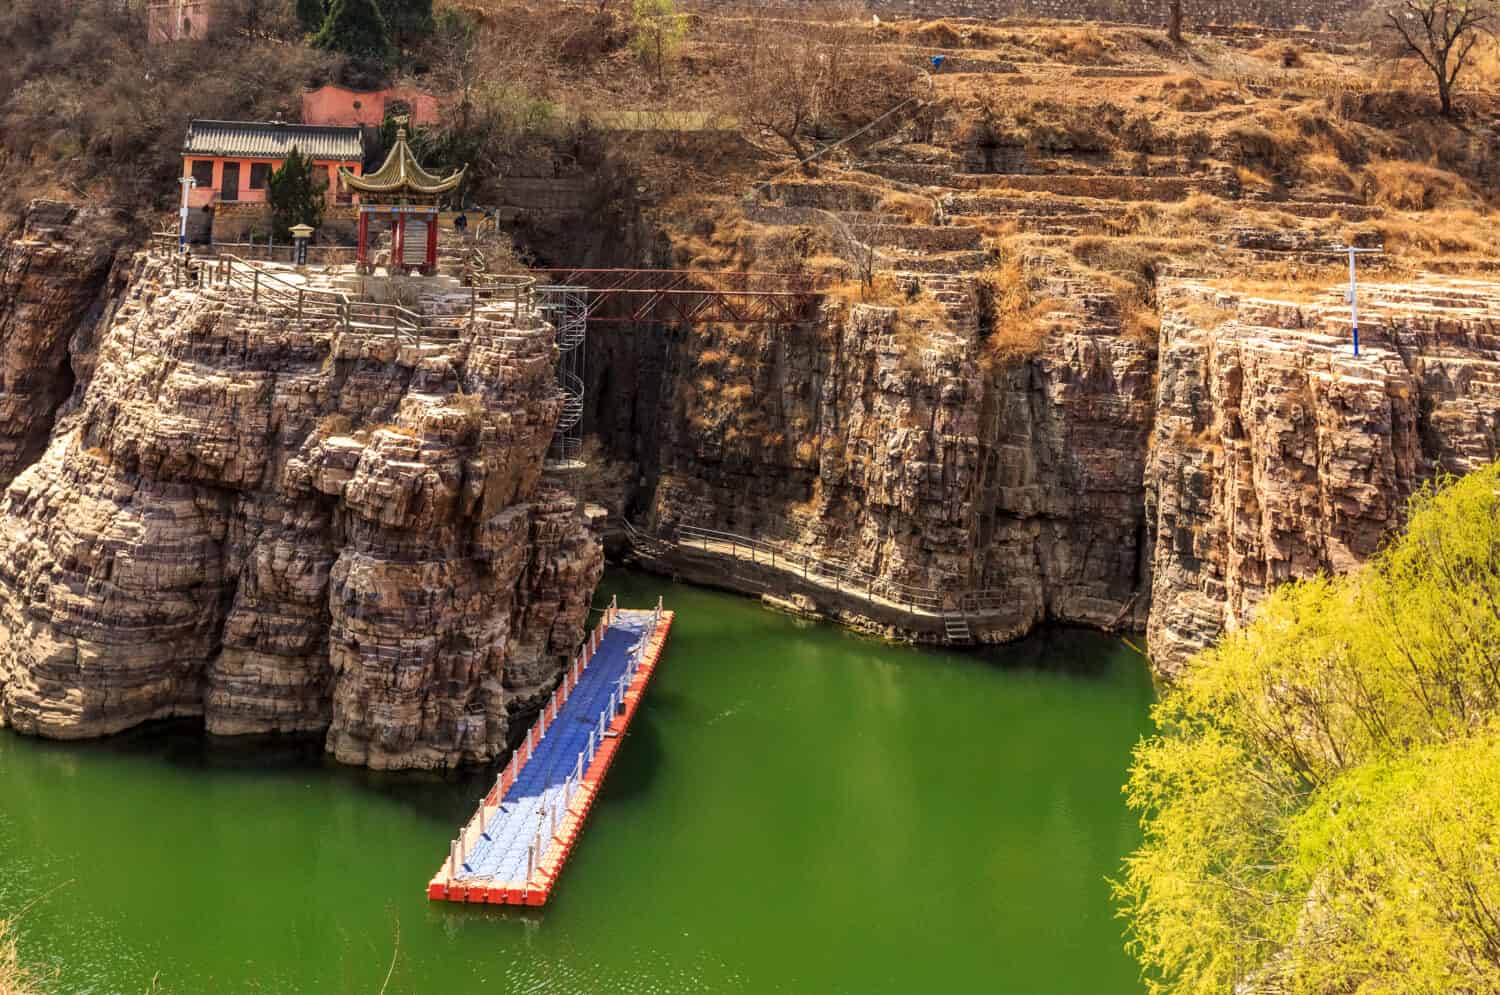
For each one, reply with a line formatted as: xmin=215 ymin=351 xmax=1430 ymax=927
xmin=596 ymin=271 xmax=1500 ymax=673
xmin=597 ymin=277 xmax=1155 ymax=642
xmin=0 ymin=252 xmax=602 ymax=769
xmin=0 ymin=202 xmax=126 ymax=488
xmin=1145 ymin=278 xmax=1500 ymax=674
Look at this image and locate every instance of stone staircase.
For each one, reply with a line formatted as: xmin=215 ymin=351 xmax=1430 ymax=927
xmin=943 ymin=613 xmax=974 ymax=647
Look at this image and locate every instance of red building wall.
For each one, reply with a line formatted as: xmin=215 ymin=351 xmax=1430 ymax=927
xmin=180 ymin=157 xmax=362 ymax=208
xmin=301 ymin=85 xmax=445 ymax=128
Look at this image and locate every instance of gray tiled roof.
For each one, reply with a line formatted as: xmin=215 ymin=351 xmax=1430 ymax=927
xmin=182 ymin=120 xmax=364 ymax=161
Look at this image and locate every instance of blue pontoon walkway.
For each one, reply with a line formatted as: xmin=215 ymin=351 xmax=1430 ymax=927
xmin=428 ymin=597 xmax=674 ymax=906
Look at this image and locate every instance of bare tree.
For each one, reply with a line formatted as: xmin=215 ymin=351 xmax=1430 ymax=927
xmin=728 ymin=14 xmax=906 ymax=174
xmin=1167 ymin=1 xmax=1184 ymax=43
xmin=1384 ymin=0 xmax=1497 ymax=116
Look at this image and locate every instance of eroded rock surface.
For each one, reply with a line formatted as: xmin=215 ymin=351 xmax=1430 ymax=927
xmin=0 ymin=255 xmax=602 ymax=768
xmin=610 ymin=276 xmax=1155 ymax=642
xmin=0 ymin=201 xmax=125 ymax=488
xmin=1145 ymin=278 xmax=1500 ymax=673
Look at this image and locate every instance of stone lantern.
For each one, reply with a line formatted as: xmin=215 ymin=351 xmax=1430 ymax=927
xmin=289 ymin=223 xmax=315 ymax=269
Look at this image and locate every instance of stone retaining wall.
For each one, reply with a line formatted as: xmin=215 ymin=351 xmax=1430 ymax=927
xmin=689 ymin=0 xmax=1370 ymax=29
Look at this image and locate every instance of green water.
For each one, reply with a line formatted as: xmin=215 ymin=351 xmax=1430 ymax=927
xmin=0 ymin=570 xmax=1155 ymax=994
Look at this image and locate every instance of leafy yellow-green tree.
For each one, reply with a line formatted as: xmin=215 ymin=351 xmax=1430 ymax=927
xmin=629 ymin=0 xmax=687 ymax=84
xmin=1116 ymin=462 xmax=1500 ymax=995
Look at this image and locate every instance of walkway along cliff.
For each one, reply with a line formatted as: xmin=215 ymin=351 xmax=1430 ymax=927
xmin=591 ymin=273 xmax=1500 ymax=673
xmin=0 ymin=204 xmax=602 ymax=769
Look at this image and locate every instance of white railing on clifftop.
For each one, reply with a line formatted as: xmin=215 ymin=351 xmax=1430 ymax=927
xmin=150 ymin=238 xmax=541 ymax=344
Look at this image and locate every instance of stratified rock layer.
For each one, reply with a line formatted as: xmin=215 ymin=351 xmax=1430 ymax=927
xmin=0 ymin=256 xmax=602 ymax=769
xmin=1145 ymin=278 xmax=1500 ymax=674
xmin=623 ymin=280 xmax=1155 ymax=641
xmin=0 ymin=201 xmax=124 ymax=487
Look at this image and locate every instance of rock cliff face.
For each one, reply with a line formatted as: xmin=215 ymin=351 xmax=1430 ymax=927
xmin=599 ymin=278 xmax=1155 ymax=641
xmin=0 ymin=253 xmax=602 ymax=769
xmin=0 ymin=202 xmax=126 ymax=488
xmin=595 ymin=272 xmax=1500 ymax=673
xmin=1145 ymin=278 xmax=1500 ymax=673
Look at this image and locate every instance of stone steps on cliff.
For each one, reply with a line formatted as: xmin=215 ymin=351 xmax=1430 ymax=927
xmin=849 ymin=223 xmax=985 ymax=252
xmin=765 ymin=179 xmax=885 ymax=212
xmin=957 ymin=174 xmax=1213 ymax=201
xmin=880 ymin=250 xmax=993 ymax=274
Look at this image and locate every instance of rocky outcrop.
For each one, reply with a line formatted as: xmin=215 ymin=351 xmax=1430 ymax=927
xmin=602 ymin=275 xmax=1155 ymax=642
xmin=1145 ymin=278 xmax=1500 ymax=674
xmin=0 ymin=201 xmax=126 ymax=488
xmin=597 ymin=270 xmax=1500 ymax=670
xmin=0 ymin=255 xmax=602 ymax=769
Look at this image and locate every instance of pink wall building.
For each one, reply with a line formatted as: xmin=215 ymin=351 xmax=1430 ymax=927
xmin=301 ymin=85 xmax=445 ymax=129
xmin=181 ymin=120 xmax=365 ymax=208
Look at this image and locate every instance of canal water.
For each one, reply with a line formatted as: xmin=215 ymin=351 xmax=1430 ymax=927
xmin=0 ymin=570 xmax=1154 ymax=994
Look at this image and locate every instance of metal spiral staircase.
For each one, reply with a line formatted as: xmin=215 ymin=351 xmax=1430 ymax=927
xmin=538 ymin=284 xmax=590 ymax=471
xmin=557 ymin=370 xmax=586 ymax=433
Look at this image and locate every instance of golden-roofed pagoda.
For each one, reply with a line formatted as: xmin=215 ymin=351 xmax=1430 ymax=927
xmin=340 ymin=126 xmax=466 ymax=275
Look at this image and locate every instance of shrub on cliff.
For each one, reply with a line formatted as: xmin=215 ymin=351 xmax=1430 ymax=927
xmin=314 ymin=0 xmax=393 ymax=65
xmin=297 ymin=0 xmax=326 ymax=32
xmin=266 ymin=147 xmax=326 ymax=241
xmin=377 ymin=0 xmax=433 ymax=52
xmin=629 ymin=0 xmax=687 ymax=85
xmin=1117 ymin=462 xmax=1500 ymax=994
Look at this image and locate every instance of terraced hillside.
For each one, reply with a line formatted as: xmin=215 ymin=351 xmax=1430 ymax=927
xmin=582 ymin=16 xmax=1500 ymax=665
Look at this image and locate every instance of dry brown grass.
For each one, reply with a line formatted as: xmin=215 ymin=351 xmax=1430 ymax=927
xmin=1159 ymin=75 xmax=1239 ymax=112
xmin=1374 ymin=209 xmax=1500 ymax=258
xmin=823 ymin=273 xmax=907 ymax=308
xmin=0 ymin=919 xmax=52 ymax=995
xmin=1212 ymin=264 xmax=1355 ymax=302
xmin=1250 ymin=41 xmax=1303 ymax=69
xmin=1361 ymin=161 xmax=1481 ymax=212
xmin=316 ymin=413 xmax=355 ymax=437
xmin=878 ymin=191 xmax=934 ymax=225
xmin=981 ymin=255 xmax=1063 ymax=366
xmin=1032 ymin=27 xmax=1117 ymax=65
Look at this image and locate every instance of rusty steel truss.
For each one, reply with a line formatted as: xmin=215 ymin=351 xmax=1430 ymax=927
xmin=539 ymin=269 xmax=826 ymax=325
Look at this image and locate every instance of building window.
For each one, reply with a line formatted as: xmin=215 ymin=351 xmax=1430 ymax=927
xmin=190 ymin=160 xmax=213 ymax=187
xmin=249 ymin=163 xmax=271 ymax=190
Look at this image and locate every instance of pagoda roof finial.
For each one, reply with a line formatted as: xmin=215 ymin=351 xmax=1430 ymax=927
xmin=339 ymin=123 xmax=464 ymax=199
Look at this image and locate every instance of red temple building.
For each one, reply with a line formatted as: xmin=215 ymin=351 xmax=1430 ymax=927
xmin=181 ymin=120 xmax=365 ymax=210
xmin=340 ymin=128 xmax=465 ymax=275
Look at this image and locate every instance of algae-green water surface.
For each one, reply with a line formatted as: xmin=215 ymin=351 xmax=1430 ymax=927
xmin=0 ymin=570 xmax=1154 ymax=994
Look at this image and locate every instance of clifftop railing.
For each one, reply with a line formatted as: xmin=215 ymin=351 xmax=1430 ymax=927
xmin=151 ymin=239 xmax=540 ymax=342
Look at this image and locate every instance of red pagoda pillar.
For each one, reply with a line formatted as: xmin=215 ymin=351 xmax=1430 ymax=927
xmin=425 ymin=212 xmax=438 ymax=274
xmin=356 ymin=210 xmax=369 ymax=271
xmin=393 ymin=212 xmax=405 ymax=272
